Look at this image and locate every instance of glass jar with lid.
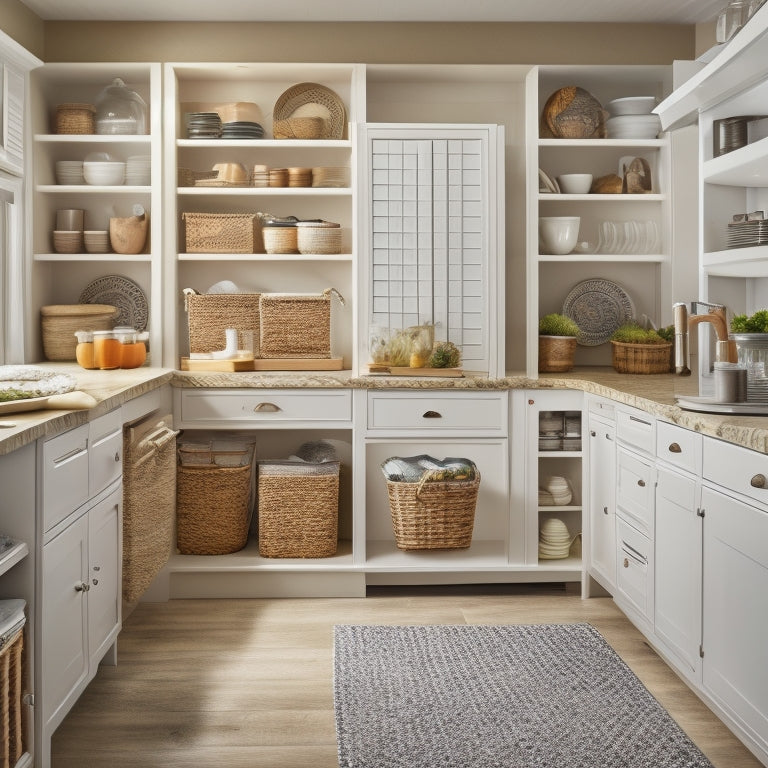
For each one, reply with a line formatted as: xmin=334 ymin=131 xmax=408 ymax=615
xmin=94 ymin=77 xmax=148 ymax=135
xmin=716 ymin=0 xmax=750 ymax=42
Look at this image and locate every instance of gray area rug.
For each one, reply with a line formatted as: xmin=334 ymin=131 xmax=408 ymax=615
xmin=333 ymin=623 xmax=714 ymax=768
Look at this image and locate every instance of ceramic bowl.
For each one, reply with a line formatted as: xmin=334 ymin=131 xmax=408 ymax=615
xmin=83 ymin=230 xmax=110 ymax=254
xmin=52 ymin=229 xmax=83 ymax=254
xmin=539 ymin=216 xmax=580 ymax=255
xmin=83 ymin=161 xmax=126 ymax=186
xmin=556 ymin=174 xmax=593 ymax=194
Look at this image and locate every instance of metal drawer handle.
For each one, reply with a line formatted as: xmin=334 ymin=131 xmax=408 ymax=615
xmin=52 ymin=446 xmax=86 ymax=465
xmin=750 ymin=474 xmax=766 ymax=489
xmin=668 ymin=443 xmax=682 ymax=453
xmin=637 ymin=479 xmax=646 ymax=487
xmin=114 ymin=451 xmax=120 ymax=462
xmin=253 ymin=402 xmax=281 ymax=413
xmin=623 ymin=558 xmax=629 ymax=569
xmin=422 ymin=411 xmax=442 ymax=419
xmin=629 ymin=415 xmax=651 ymax=426
xmin=603 ymin=506 xmax=609 ymax=515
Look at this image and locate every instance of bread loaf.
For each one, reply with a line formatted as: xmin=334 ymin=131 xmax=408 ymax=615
xmin=590 ymin=174 xmax=623 ymax=194
xmin=541 ymin=86 xmax=606 ymax=139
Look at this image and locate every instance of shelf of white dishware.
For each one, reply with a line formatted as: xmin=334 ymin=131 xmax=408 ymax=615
xmin=35 ymin=133 xmax=152 ymax=144
xmin=538 ymin=193 xmax=666 ymax=202
xmin=702 ymin=245 xmax=768 ymax=277
xmin=177 ymin=138 xmax=352 ymax=149
xmin=538 ymin=138 xmax=667 ymax=148
xmin=703 ymin=136 xmax=768 ymax=186
xmin=0 ymin=540 xmax=29 ymax=578
xmin=364 ymin=540 xmax=509 ymax=571
xmin=177 ymin=187 xmax=351 ymax=197
xmin=34 ymin=252 xmax=152 ymax=262
xmin=538 ymin=253 xmax=665 ymax=263
xmin=36 ymin=185 xmax=151 ymax=194
xmin=178 ymin=252 xmax=353 ymax=262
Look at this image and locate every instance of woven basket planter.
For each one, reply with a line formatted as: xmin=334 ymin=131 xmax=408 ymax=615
xmin=258 ymin=461 xmax=340 ymax=558
xmin=184 ymin=291 xmax=261 ymax=355
xmin=611 ymin=340 xmax=673 ymax=374
xmin=386 ymin=471 xmax=481 ymax=551
xmin=182 ymin=212 xmax=263 ymax=254
xmin=40 ymin=304 xmax=118 ymax=361
xmin=538 ymin=335 xmax=577 ymax=373
xmin=176 ymin=463 xmax=252 ymax=555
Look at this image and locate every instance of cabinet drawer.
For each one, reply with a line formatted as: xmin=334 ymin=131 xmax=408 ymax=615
xmin=703 ymin=437 xmax=768 ymax=509
xmin=89 ymin=409 xmax=123 ymax=498
xmin=656 ymin=421 xmax=702 ymax=475
xmin=616 ymin=407 xmax=655 ymax=456
xmin=617 ymin=446 xmax=654 ymax=537
xmin=177 ymin=389 xmax=352 ymax=426
xmin=42 ymin=424 xmax=89 ymax=533
xmin=588 ymin=397 xmax=615 ymax=420
xmin=616 ymin=516 xmax=653 ymax=621
xmin=367 ymin=392 xmax=507 ymax=434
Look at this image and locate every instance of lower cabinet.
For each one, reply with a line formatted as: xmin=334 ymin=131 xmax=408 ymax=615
xmin=587 ymin=409 xmax=616 ymax=590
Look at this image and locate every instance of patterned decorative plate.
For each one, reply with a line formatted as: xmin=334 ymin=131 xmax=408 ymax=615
xmin=562 ymin=278 xmax=634 ymax=346
xmin=273 ymin=82 xmax=346 ymax=140
xmin=79 ymin=274 xmax=149 ymax=331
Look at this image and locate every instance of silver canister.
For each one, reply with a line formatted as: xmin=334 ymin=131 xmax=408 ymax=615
xmin=714 ymin=362 xmax=748 ymax=403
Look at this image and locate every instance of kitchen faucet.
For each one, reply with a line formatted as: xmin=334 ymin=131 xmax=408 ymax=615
xmin=673 ymin=301 xmax=738 ymax=375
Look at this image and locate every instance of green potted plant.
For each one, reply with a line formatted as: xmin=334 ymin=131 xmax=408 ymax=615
xmin=538 ymin=313 xmax=580 ymax=372
xmin=610 ymin=322 xmax=672 ymax=374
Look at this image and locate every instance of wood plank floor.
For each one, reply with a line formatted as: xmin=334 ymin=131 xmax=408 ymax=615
xmin=51 ymin=584 xmax=763 ymax=767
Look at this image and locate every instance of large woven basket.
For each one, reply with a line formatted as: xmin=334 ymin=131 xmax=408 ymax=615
xmin=182 ymin=212 xmax=263 ymax=254
xmin=176 ymin=462 xmax=252 ymax=555
xmin=258 ymin=461 xmax=340 ymax=558
xmin=40 ymin=304 xmax=118 ymax=361
xmin=259 ymin=288 xmax=344 ymax=358
xmin=184 ymin=291 xmax=261 ymax=355
xmin=611 ymin=340 xmax=672 ymax=374
xmin=386 ymin=470 xmax=481 ymax=550
xmin=55 ymin=102 xmax=95 ymax=134
xmin=0 ymin=627 xmax=23 ymax=768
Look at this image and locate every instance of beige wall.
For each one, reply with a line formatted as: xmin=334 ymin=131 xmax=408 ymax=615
xmin=0 ymin=20 xmax=696 ymax=65
xmin=0 ymin=0 xmax=43 ymax=56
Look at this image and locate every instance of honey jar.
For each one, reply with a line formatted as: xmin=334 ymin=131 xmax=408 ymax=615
xmin=92 ymin=330 xmax=121 ymax=370
xmin=74 ymin=330 xmax=97 ymax=369
xmin=114 ymin=327 xmax=147 ymax=369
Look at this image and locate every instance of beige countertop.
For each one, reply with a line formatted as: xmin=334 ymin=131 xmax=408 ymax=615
xmin=2 ymin=364 xmax=768 ymax=455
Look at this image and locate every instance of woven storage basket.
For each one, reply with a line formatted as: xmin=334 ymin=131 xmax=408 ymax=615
xmin=297 ymin=224 xmax=342 ymax=255
xmin=259 ymin=288 xmax=344 ymax=358
xmin=40 ymin=304 xmax=118 ymax=361
xmin=176 ymin=462 xmax=252 ymax=555
xmin=263 ymin=226 xmax=298 ymax=254
xmin=178 ymin=168 xmax=218 ymax=187
xmin=184 ymin=291 xmax=261 ymax=355
xmin=386 ymin=470 xmax=481 ymax=550
xmin=258 ymin=461 xmax=340 ymax=558
xmin=538 ymin=335 xmax=577 ymax=373
xmin=273 ymin=117 xmax=326 ymax=140
xmin=182 ymin=212 xmax=263 ymax=254
xmin=0 ymin=628 xmax=23 ymax=768
xmin=611 ymin=340 xmax=672 ymax=374
xmin=55 ymin=103 xmax=95 ymax=134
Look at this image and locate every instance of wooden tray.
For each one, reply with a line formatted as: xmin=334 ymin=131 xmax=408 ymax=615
xmin=253 ymin=357 xmax=343 ymax=371
xmin=369 ymin=366 xmax=464 ymax=377
xmin=180 ymin=358 xmax=255 ymax=372
xmin=0 ymin=396 xmax=51 ymax=414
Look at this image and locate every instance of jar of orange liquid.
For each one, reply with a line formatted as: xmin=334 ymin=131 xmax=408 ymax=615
xmin=74 ymin=330 xmax=97 ymax=369
xmin=92 ymin=330 xmax=121 ymax=370
xmin=114 ymin=327 xmax=147 ymax=368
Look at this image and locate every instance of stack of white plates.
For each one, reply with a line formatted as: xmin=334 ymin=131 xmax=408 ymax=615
xmin=540 ymin=475 xmax=572 ymax=506
xmin=55 ymin=160 xmax=84 ymax=185
xmin=538 ymin=518 xmax=573 ymax=560
xmin=726 ymin=220 xmax=768 ymax=248
xmin=126 ymin=155 xmax=151 ymax=186
xmin=605 ymin=96 xmax=660 ymax=139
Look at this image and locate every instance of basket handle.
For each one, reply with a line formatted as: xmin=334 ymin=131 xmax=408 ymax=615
xmin=182 ymin=287 xmax=200 ymax=312
xmin=414 ymin=468 xmax=481 ymax=499
xmin=322 ymin=287 xmax=346 ymax=306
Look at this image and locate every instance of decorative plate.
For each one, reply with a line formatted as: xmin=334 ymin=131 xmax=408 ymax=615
xmin=273 ymin=82 xmax=346 ymax=140
xmin=562 ymin=278 xmax=634 ymax=346
xmin=79 ymin=274 xmax=148 ymax=331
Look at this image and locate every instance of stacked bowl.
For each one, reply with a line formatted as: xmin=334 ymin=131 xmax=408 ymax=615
xmin=125 ymin=155 xmax=151 ymax=186
xmin=55 ymin=160 xmax=84 ymax=185
xmin=538 ymin=518 xmax=574 ymax=560
xmin=83 ymin=152 xmax=125 ymax=186
xmin=605 ymin=96 xmax=661 ymax=139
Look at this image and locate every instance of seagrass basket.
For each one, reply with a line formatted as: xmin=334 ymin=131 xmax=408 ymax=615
xmin=296 ymin=223 xmax=342 ymax=255
xmin=538 ymin=335 xmax=577 ymax=373
xmin=258 ymin=461 xmax=340 ymax=558
xmin=184 ymin=291 xmax=261 ymax=355
xmin=263 ymin=225 xmax=298 ymax=254
xmin=40 ymin=304 xmax=118 ymax=361
xmin=386 ymin=470 xmax=481 ymax=550
xmin=55 ymin=103 xmax=95 ymax=134
xmin=177 ymin=168 xmax=218 ymax=187
xmin=611 ymin=340 xmax=672 ymax=374
xmin=0 ymin=628 xmax=24 ymax=768
xmin=182 ymin=212 xmax=263 ymax=254
xmin=272 ymin=117 xmax=326 ymax=139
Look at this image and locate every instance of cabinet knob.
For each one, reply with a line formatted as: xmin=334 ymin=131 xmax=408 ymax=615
xmin=603 ymin=506 xmax=609 ymax=515
xmin=623 ymin=558 xmax=629 ymax=569
xmin=590 ymin=430 xmax=596 ymax=437
xmin=114 ymin=451 xmax=120 ymax=462
xmin=637 ymin=479 xmax=646 ymax=487
xmin=74 ymin=582 xmax=90 ymax=592
xmin=92 ymin=579 xmax=99 ymax=586
xmin=253 ymin=402 xmax=281 ymax=413
xmin=750 ymin=473 xmax=766 ymax=489
xmin=668 ymin=442 xmax=682 ymax=453
xmin=528 ymin=399 xmax=535 ymax=405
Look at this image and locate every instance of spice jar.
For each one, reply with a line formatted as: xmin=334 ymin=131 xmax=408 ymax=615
xmin=114 ymin=327 xmax=147 ymax=369
xmin=74 ymin=330 xmax=97 ymax=369
xmin=92 ymin=330 xmax=121 ymax=370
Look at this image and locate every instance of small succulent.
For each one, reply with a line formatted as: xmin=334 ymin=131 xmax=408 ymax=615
xmin=428 ymin=341 xmax=462 ymax=368
xmin=611 ymin=323 xmax=668 ymax=344
xmin=731 ymin=309 xmax=768 ymax=333
xmin=656 ymin=324 xmax=674 ymax=342
xmin=539 ymin=313 xmax=579 ymax=337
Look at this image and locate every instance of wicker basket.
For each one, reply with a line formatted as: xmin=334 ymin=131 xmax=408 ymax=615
xmin=611 ymin=340 xmax=673 ymax=374
xmin=55 ymin=102 xmax=95 ymax=134
xmin=258 ymin=461 xmax=340 ymax=558
xmin=538 ymin=335 xmax=577 ymax=373
xmin=176 ymin=461 xmax=253 ymax=555
xmin=40 ymin=304 xmax=118 ymax=361
xmin=296 ymin=224 xmax=342 ymax=255
xmin=273 ymin=117 xmax=326 ymax=139
xmin=182 ymin=212 xmax=263 ymax=254
xmin=178 ymin=168 xmax=218 ymax=187
xmin=258 ymin=288 xmax=343 ymax=358
xmin=0 ymin=628 xmax=24 ymax=768
xmin=386 ymin=470 xmax=481 ymax=550
xmin=263 ymin=226 xmax=298 ymax=254
xmin=184 ymin=291 xmax=261 ymax=355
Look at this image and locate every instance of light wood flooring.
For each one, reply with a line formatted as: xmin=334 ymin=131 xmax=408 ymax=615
xmin=51 ymin=584 xmax=763 ymax=767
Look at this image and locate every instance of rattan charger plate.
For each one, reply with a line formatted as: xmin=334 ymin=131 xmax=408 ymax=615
xmin=79 ymin=274 xmax=149 ymax=331
xmin=273 ymin=83 xmax=346 ymax=140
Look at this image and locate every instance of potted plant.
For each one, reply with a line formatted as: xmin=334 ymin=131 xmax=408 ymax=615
xmin=610 ymin=322 xmax=672 ymax=374
xmin=539 ymin=313 xmax=580 ymax=372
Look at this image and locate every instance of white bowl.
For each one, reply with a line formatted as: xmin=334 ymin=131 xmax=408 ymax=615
xmin=556 ymin=173 xmax=593 ymax=194
xmin=606 ymin=96 xmax=657 ymax=116
xmin=539 ymin=216 xmax=580 ymax=255
xmin=606 ymin=115 xmax=661 ymax=140
xmin=83 ymin=161 xmax=125 ymax=186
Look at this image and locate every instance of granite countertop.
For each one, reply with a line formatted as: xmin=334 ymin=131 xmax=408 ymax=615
xmin=2 ymin=364 xmax=768 ymax=455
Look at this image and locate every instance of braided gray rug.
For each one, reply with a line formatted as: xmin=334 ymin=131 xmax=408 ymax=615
xmin=333 ymin=623 xmax=714 ymax=768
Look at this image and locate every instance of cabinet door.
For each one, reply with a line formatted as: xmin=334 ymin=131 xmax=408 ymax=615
xmin=41 ymin=511 xmax=88 ymax=729
xmin=616 ymin=446 xmax=654 ymax=537
xmin=87 ymin=485 xmax=121 ymax=667
xmin=701 ymin=486 xmax=768 ymax=748
xmin=588 ymin=413 xmax=616 ymax=590
xmin=654 ymin=466 xmax=701 ymax=676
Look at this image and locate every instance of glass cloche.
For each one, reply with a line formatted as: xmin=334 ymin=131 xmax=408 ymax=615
xmin=94 ymin=77 xmax=148 ymax=135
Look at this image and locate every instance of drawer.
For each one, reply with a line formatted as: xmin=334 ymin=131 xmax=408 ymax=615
xmin=177 ymin=389 xmax=352 ymax=426
xmin=616 ymin=516 xmax=653 ymax=621
xmin=89 ymin=409 xmax=123 ymax=498
xmin=703 ymin=436 xmax=768 ymax=509
xmin=42 ymin=424 xmax=89 ymax=532
xmin=616 ymin=407 xmax=655 ymax=455
xmin=616 ymin=446 xmax=654 ymax=537
xmin=656 ymin=421 xmax=701 ymax=475
xmin=587 ymin=397 xmax=615 ymax=420
xmin=367 ymin=391 xmax=507 ymax=434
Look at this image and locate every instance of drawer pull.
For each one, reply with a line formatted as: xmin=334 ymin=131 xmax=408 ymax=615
xmin=603 ymin=506 xmax=609 ymax=515
xmin=623 ymin=558 xmax=629 ymax=569
xmin=750 ymin=474 xmax=766 ymax=489
xmin=668 ymin=442 xmax=682 ymax=453
xmin=606 ymin=433 xmax=613 ymax=441
xmin=74 ymin=582 xmax=90 ymax=593
xmin=422 ymin=410 xmax=442 ymax=419
xmin=637 ymin=479 xmax=646 ymax=487
xmin=52 ymin=446 xmax=86 ymax=465
xmin=629 ymin=415 xmax=652 ymax=426
xmin=114 ymin=451 xmax=120 ymax=462
xmin=253 ymin=402 xmax=281 ymax=413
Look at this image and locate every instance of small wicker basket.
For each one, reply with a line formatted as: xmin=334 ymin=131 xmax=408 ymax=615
xmin=296 ymin=223 xmax=342 ymax=255
xmin=386 ymin=470 xmax=481 ymax=550
xmin=0 ymin=628 xmax=24 ymax=768
xmin=263 ymin=225 xmax=298 ymax=254
xmin=40 ymin=304 xmax=118 ymax=361
xmin=273 ymin=117 xmax=326 ymax=139
xmin=611 ymin=340 xmax=673 ymax=374
xmin=55 ymin=103 xmax=95 ymax=134
xmin=258 ymin=461 xmax=340 ymax=558
xmin=184 ymin=291 xmax=261 ymax=355
xmin=182 ymin=212 xmax=263 ymax=254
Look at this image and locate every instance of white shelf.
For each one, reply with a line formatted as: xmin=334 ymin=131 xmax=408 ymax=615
xmin=34 ymin=252 xmax=151 ymax=262
xmin=540 ymin=193 xmax=666 ymax=202
xmin=35 ymin=134 xmax=152 ymax=144
xmin=538 ymin=505 xmax=582 ymax=513
xmin=177 ymin=139 xmax=352 ymax=149
xmin=538 ymin=450 xmax=583 ymax=458
xmin=0 ymin=540 xmax=28 ymax=578
xmin=703 ymin=136 xmax=768 ymax=186
xmin=364 ymin=539 xmax=509 ymax=571
xmin=538 ymin=138 xmax=667 ymax=149
xmin=538 ymin=254 xmax=665 ymax=263
xmin=703 ymin=246 xmax=768 ymax=277
xmin=36 ymin=185 xmax=150 ymax=193
xmin=178 ymin=252 xmax=353 ymax=262
xmin=177 ymin=186 xmax=351 ymax=196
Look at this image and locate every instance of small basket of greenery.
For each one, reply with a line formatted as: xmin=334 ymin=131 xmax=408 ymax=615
xmin=539 ymin=313 xmax=580 ymax=373
xmin=610 ymin=322 xmax=672 ymax=374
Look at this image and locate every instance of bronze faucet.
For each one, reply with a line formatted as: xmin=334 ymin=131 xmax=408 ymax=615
xmin=673 ymin=301 xmax=738 ymax=375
